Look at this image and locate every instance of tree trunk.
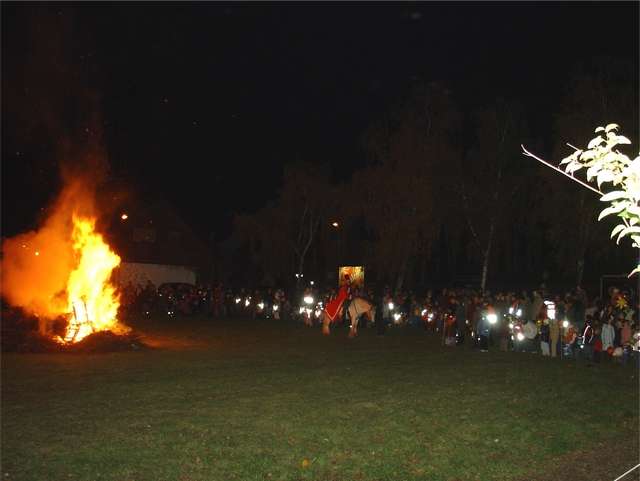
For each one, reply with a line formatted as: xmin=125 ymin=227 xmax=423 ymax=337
xmin=395 ymin=250 xmax=410 ymax=292
xmin=575 ymin=193 xmax=591 ymax=287
xmin=480 ymin=218 xmax=496 ymax=294
xmin=576 ymin=258 xmax=585 ymax=288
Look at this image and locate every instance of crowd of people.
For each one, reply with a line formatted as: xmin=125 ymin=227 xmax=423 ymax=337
xmin=118 ymin=280 xmax=640 ymax=365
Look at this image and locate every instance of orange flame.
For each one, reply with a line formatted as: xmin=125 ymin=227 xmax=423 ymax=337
xmin=60 ymin=215 xmax=123 ymax=343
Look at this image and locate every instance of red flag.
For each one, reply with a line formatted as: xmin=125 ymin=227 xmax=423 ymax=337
xmin=324 ymin=285 xmax=349 ymax=322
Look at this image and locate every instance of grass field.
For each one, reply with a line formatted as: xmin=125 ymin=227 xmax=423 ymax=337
xmin=2 ymin=317 xmax=639 ymax=481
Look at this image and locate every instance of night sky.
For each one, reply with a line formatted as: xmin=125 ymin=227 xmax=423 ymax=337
xmin=2 ymin=2 xmax=638 ymax=240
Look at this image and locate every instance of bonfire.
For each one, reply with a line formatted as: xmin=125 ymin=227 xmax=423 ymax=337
xmin=1 ymin=178 xmax=131 ymax=347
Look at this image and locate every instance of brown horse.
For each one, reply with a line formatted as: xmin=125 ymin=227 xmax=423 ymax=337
xmin=322 ymin=297 xmax=376 ymax=338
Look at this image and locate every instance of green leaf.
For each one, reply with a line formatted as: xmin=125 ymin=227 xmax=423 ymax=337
xmin=588 ymin=136 xmax=604 ymax=149
xmin=605 ymin=123 xmax=620 ymax=132
xmin=598 ymin=203 xmax=626 ymax=221
xmin=600 ymin=190 xmax=628 ymax=202
xmin=595 ymin=126 xmax=605 ymax=133
xmin=566 ymin=163 xmax=583 ymax=174
xmin=628 ymin=265 xmax=640 ymax=278
xmin=627 ymin=205 xmax=640 ymax=217
xmin=597 ymin=170 xmax=615 ymax=187
xmin=586 ymin=165 xmax=601 ymax=181
xmin=611 ymin=224 xmax=626 ymax=239
xmin=580 ymin=151 xmax=596 ymax=161
xmin=616 ymin=226 xmax=640 ymax=244
xmin=615 ymin=136 xmax=632 ymax=145
xmin=561 ymin=151 xmax=581 ymax=165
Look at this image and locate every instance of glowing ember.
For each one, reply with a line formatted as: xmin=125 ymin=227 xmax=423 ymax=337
xmin=59 ymin=215 xmax=123 ymax=343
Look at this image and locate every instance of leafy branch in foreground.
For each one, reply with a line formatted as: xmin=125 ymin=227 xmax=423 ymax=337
xmin=523 ymin=123 xmax=640 ymax=277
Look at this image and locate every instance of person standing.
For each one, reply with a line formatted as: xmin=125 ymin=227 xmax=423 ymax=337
xmin=549 ymin=315 xmax=560 ymax=358
xmin=540 ymin=317 xmax=551 ymax=357
xmin=580 ymin=318 xmax=595 ymax=364
xmin=601 ymin=316 xmax=616 ymax=354
xmin=376 ymin=289 xmax=387 ymax=336
xmin=455 ymin=296 xmax=467 ymax=345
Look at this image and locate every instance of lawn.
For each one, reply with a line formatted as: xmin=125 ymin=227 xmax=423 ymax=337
xmin=2 ymin=317 xmax=638 ymax=481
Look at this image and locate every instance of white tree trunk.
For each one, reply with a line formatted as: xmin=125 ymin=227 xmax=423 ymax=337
xmin=480 ymin=219 xmax=496 ymax=294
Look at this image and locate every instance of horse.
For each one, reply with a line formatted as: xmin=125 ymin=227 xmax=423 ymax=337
xmin=322 ymin=297 xmax=376 ymax=338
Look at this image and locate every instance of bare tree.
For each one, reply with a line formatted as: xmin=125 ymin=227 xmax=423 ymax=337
xmin=458 ymin=99 xmax=529 ymax=293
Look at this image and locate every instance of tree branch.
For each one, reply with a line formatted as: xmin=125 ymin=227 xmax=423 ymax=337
xmin=521 ymin=145 xmax=603 ymax=196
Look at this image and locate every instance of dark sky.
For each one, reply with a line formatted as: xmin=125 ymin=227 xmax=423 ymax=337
xmin=2 ymin=2 xmax=638 ymax=240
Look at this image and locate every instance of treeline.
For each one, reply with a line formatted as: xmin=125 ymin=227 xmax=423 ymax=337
xmin=222 ymin=58 xmax=638 ymax=291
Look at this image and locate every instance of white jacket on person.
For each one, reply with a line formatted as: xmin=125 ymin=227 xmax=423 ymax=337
xmin=601 ymin=323 xmax=615 ymax=350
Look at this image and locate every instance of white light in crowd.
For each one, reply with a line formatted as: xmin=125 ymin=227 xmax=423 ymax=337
xmin=508 ymin=322 xmax=514 ymax=329
xmin=310 ymin=281 xmax=315 ymax=286
xmin=121 ymin=213 xmax=128 ymax=220
xmin=273 ymin=304 xmax=279 ymax=311
xmin=245 ymin=299 xmax=250 ymax=307
xmin=393 ymin=313 xmax=401 ymax=322
xmin=304 ymin=295 xmax=314 ymax=305
xmin=508 ymin=307 xmax=514 ymax=315
xmin=305 ymin=308 xmax=312 ymax=315
xmin=487 ymin=313 xmax=498 ymax=324
xmin=388 ymin=302 xmax=394 ymax=310
xmin=546 ymin=301 xmax=556 ymax=320
xmin=421 ymin=309 xmax=427 ymax=316
xmin=516 ymin=309 xmax=522 ymax=317
xmin=299 ymin=307 xmax=305 ymax=314
xmin=257 ymin=302 xmax=264 ymax=310
xmin=562 ymin=320 xmax=569 ymax=328
xmin=235 ymin=297 xmax=241 ymax=304
xmin=314 ymin=309 xmax=322 ymax=318
xmin=428 ymin=313 xmax=434 ymax=321
xmin=332 ymin=222 xmax=339 ymax=227
xmin=295 ymin=274 xmax=300 ymax=278
xmin=516 ymin=332 xmax=525 ymax=341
